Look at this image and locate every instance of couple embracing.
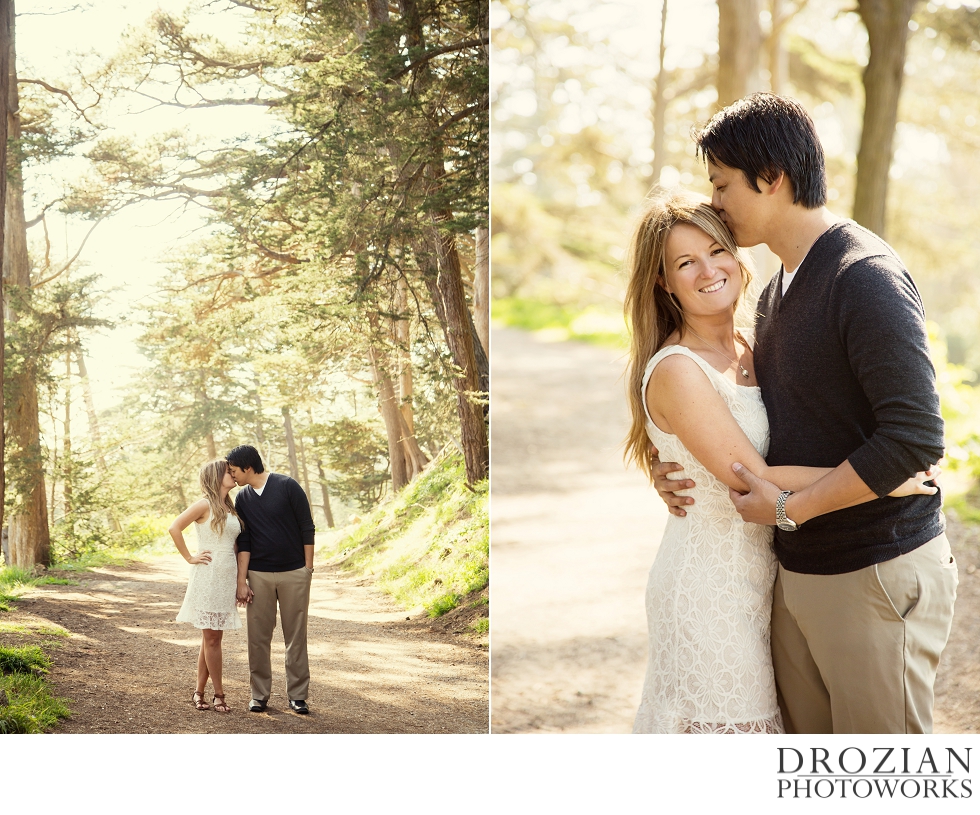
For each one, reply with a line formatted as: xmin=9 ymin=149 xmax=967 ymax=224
xmin=625 ymin=94 xmax=958 ymax=734
xmin=168 ymin=445 xmax=316 ymax=716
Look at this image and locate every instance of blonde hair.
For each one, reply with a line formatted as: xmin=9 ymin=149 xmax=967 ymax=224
xmin=623 ymin=191 xmax=753 ymax=479
xmin=199 ymin=459 xmax=238 ymax=535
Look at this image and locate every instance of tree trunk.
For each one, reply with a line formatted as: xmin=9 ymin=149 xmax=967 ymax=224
xmin=854 ymin=0 xmax=919 ymax=237
xmin=194 ymin=383 xmax=218 ymax=458
xmin=399 ymin=0 xmax=489 ymax=485
xmin=367 ymin=332 xmax=409 ymax=492
xmin=651 ymin=0 xmax=669 ymax=182
xmin=716 ymin=0 xmax=762 ymax=108
xmin=473 ymin=225 xmax=489 ymax=356
xmin=418 ymin=226 xmax=488 ymax=484
xmin=767 ymin=0 xmax=793 ymax=94
xmin=281 ymin=405 xmax=300 ymax=481
xmin=5 ymin=0 xmax=50 ymax=568
xmin=63 ymin=346 xmax=72 ymax=518
xmin=307 ymin=409 xmax=335 ymax=529
xmin=296 ymin=425 xmax=312 ymax=500
xmin=75 ymin=338 xmax=122 ymax=533
xmin=316 ymin=457 xmax=335 ymax=528
xmin=74 ymin=336 xmax=107 ymax=473
xmin=49 ymin=391 xmax=57 ymax=523
xmin=393 ymin=277 xmax=429 ymax=480
xmin=0 ymin=0 xmax=10 ymax=538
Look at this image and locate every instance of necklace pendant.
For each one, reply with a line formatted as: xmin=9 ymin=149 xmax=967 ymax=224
xmin=740 ymin=367 xmax=750 ymax=379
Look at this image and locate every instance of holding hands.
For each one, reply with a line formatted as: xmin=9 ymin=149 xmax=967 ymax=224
xmin=236 ymin=582 xmax=254 ymax=606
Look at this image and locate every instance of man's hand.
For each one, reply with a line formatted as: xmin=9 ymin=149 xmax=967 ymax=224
xmin=650 ymin=443 xmax=696 ymax=517
xmin=728 ymin=463 xmax=781 ymax=525
xmin=236 ymin=582 xmax=253 ymax=605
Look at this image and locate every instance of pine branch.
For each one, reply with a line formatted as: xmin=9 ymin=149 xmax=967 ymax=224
xmin=19 ymin=77 xmax=99 ymax=125
xmin=388 ymin=37 xmax=489 ymax=81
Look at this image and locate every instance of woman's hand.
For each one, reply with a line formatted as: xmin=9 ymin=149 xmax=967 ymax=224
xmin=188 ymin=550 xmax=213 ymax=565
xmin=236 ymin=581 xmax=253 ymax=606
xmin=889 ymin=465 xmax=940 ymax=498
xmin=650 ymin=443 xmax=696 ymax=517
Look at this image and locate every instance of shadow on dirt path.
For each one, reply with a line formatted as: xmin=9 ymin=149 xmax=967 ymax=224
xmin=491 ymin=326 xmax=980 ymax=733
xmin=3 ymin=549 xmax=488 ymax=733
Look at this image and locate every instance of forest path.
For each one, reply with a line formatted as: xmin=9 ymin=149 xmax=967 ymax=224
xmin=8 ymin=551 xmax=488 ymax=733
xmin=490 ymin=326 xmax=980 ymax=733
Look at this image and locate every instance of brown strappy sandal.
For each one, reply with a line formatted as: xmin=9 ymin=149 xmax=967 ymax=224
xmin=212 ymin=693 xmax=230 ymax=713
xmin=193 ymin=691 xmax=210 ymax=711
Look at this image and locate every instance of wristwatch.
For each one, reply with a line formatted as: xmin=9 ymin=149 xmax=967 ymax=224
xmin=776 ymin=490 xmax=799 ymax=532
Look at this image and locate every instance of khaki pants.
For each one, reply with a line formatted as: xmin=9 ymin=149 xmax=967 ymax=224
xmin=246 ymin=567 xmax=313 ymax=702
xmin=772 ymin=533 xmax=958 ymax=734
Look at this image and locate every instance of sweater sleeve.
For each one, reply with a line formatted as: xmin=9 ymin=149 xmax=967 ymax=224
xmin=835 ymin=256 xmax=945 ymax=496
xmin=234 ymin=492 xmax=251 ymax=552
xmin=287 ymin=477 xmax=316 ymax=545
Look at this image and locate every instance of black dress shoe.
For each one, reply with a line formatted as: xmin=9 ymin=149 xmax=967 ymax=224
xmin=289 ymin=699 xmax=309 ymax=714
xmin=248 ymin=699 xmax=268 ymax=713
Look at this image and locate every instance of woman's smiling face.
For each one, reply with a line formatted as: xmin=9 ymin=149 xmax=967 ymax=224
xmin=662 ymin=222 xmax=742 ymax=318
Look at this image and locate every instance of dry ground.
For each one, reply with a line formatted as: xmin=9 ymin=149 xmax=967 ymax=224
xmin=490 ymin=326 xmax=980 ymax=733
xmin=1 ymin=550 xmax=488 ymax=733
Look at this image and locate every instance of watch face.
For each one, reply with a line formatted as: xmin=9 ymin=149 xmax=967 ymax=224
xmin=777 ymin=519 xmax=798 ymax=532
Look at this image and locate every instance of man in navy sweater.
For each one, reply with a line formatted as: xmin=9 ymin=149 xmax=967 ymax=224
xmin=651 ymin=94 xmax=957 ymax=733
xmin=229 ymin=445 xmax=316 ymax=714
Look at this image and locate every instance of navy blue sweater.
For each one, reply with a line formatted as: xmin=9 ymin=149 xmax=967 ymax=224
xmin=754 ymin=221 xmax=944 ymax=575
xmin=235 ymin=473 xmax=316 ymax=572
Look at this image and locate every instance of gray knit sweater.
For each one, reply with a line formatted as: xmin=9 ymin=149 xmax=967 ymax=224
xmin=754 ymin=220 xmax=945 ymax=575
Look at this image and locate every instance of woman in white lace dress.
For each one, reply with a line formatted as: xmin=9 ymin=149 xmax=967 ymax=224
xmin=169 ymin=460 xmax=243 ymax=713
xmin=623 ymin=193 xmax=933 ymax=733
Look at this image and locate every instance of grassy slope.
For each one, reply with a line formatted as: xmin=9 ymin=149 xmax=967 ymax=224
xmin=322 ymin=449 xmax=488 ymax=627
xmin=0 ymin=568 xmax=73 ymax=732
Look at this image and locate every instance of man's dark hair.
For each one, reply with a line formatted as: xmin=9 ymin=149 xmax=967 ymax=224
xmin=227 ymin=445 xmax=265 ymax=474
xmin=694 ymin=93 xmax=827 ymax=209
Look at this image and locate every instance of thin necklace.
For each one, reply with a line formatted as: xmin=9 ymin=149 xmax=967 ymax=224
xmin=684 ymin=327 xmax=751 ymax=379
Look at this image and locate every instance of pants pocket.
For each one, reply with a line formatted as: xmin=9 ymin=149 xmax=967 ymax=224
xmin=874 ymin=554 xmax=919 ymax=620
xmin=937 ymin=535 xmax=957 ymax=569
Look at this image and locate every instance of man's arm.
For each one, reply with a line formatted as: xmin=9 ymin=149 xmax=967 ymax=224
xmin=287 ymin=477 xmax=316 ymax=568
xmin=234 ymin=495 xmax=253 ymax=602
xmin=732 ymin=256 xmax=943 ymax=525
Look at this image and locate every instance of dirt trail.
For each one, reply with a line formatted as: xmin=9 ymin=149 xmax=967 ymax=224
xmin=490 ymin=326 xmax=980 ymax=733
xmin=4 ymin=550 xmax=488 ymax=733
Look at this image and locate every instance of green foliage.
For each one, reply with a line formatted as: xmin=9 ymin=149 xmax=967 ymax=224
xmin=0 ymin=645 xmax=50 ymax=675
xmin=121 ymin=517 xmax=171 ymax=549
xmin=0 ymin=566 xmax=36 ymax=592
xmin=318 ymin=418 xmax=390 ymax=512
xmin=50 ymin=455 xmax=114 ymax=562
xmin=5 ymin=275 xmax=111 ymax=517
xmin=493 ymin=297 xmax=627 ymax=348
xmin=0 ymin=672 xmax=71 ymax=734
xmin=929 ymin=325 xmax=980 ymax=482
xmin=946 ymin=490 xmax=980 ymax=527
xmin=325 ymin=449 xmax=488 ymax=617
xmin=0 ymin=622 xmax=69 ymax=638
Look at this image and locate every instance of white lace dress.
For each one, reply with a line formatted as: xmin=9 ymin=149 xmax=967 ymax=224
xmin=633 ymin=345 xmax=783 ymax=734
xmin=176 ymin=512 xmax=242 ymax=631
